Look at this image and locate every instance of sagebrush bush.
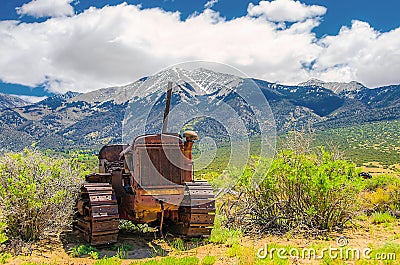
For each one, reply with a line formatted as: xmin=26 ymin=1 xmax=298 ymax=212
xmin=363 ymin=174 xmax=400 ymax=191
xmin=0 ymin=149 xmax=87 ymax=240
xmin=223 ymin=148 xmax=363 ymax=234
xmin=362 ymin=174 xmax=400 ymax=213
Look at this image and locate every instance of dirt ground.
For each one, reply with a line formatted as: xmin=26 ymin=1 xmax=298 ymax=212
xmin=5 ymin=218 xmax=400 ymax=265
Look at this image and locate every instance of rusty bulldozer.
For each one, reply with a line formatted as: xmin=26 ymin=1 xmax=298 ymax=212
xmin=73 ymin=82 xmax=215 ymax=245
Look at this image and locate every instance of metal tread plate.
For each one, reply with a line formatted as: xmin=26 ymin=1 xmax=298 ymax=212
xmin=177 ymin=181 xmax=216 ymax=237
xmin=74 ymin=182 xmax=120 ymax=245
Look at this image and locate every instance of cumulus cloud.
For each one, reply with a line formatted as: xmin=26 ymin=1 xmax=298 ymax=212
xmin=0 ymin=2 xmax=398 ymax=94
xmin=247 ymin=0 xmax=326 ymax=22
xmin=16 ymin=0 xmax=74 ymax=18
xmin=313 ymin=21 xmax=400 ymax=87
xmin=204 ymin=0 xmax=219 ymax=9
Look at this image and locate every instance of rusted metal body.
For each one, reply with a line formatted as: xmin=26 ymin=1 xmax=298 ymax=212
xmin=73 ymin=82 xmax=215 ymax=245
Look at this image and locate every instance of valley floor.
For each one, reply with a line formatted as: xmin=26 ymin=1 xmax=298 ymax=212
xmin=5 ymin=216 xmax=400 ymax=265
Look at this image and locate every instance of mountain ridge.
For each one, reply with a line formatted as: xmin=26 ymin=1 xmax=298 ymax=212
xmin=297 ymin=79 xmax=366 ymax=94
xmin=0 ymin=68 xmax=399 ymax=151
xmin=0 ymin=93 xmax=29 ymax=110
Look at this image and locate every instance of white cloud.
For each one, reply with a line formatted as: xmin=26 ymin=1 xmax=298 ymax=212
xmin=0 ymin=2 xmax=399 ymax=95
xmin=16 ymin=0 xmax=74 ymax=18
xmin=204 ymin=0 xmax=219 ymax=9
xmin=247 ymin=0 xmax=326 ymax=22
xmin=313 ymin=21 xmax=400 ymax=87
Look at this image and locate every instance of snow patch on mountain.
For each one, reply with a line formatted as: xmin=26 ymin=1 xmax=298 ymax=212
xmin=298 ymin=79 xmax=365 ymax=94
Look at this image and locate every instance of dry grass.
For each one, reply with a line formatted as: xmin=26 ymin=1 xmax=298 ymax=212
xmin=3 ymin=216 xmax=400 ymax=265
xmin=361 ymin=162 xmax=400 ymax=176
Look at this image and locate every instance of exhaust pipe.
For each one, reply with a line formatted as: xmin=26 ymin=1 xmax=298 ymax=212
xmin=162 ymin=81 xmax=173 ymax=134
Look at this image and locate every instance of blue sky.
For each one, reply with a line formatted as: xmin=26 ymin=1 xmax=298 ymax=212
xmin=2 ymin=0 xmax=399 ymax=35
xmin=0 ymin=0 xmax=399 ymax=100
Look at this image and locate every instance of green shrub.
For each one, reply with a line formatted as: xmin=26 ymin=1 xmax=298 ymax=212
xmin=170 ymin=238 xmax=185 ymax=252
xmin=371 ymin=242 xmax=400 ymax=256
xmin=0 ymin=149 xmax=87 ymax=241
xmin=0 ymin=253 xmax=12 ymax=264
xmin=114 ymin=244 xmax=130 ymax=259
xmin=209 ymin=216 xmax=241 ymax=246
xmin=119 ymin=220 xmax=157 ymax=233
xmin=225 ymin=148 xmax=363 ymax=234
xmin=110 ymin=243 xmax=133 ymax=251
xmin=200 ymin=255 xmax=215 ymax=265
xmin=371 ymin=212 xmax=395 ymax=224
xmin=89 ymin=251 xmax=100 ymax=260
xmin=0 ymin=221 xmax=7 ymax=244
xmin=363 ymin=174 xmax=400 ymax=191
xmin=148 ymin=244 xmax=167 ymax=258
xmin=70 ymin=245 xmax=99 ymax=258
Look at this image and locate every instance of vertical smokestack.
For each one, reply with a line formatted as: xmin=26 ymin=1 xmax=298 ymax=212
xmin=162 ymin=81 xmax=173 ymax=134
xmin=182 ymin=130 xmax=198 ymax=182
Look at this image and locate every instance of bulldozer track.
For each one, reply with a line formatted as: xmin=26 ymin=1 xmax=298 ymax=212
xmin=73 ymin=183 xmax=120 ymax=246
xmin=177 ymin=181 xmax=216 ymax=237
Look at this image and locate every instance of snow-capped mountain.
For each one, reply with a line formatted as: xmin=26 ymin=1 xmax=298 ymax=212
xmin=298 ymin=79 xmax=365 ymax=94
xmin=0 ymin=68 xmax=399 ymax=151
xmin=0 ymin=93 xmax=29 ymax=110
